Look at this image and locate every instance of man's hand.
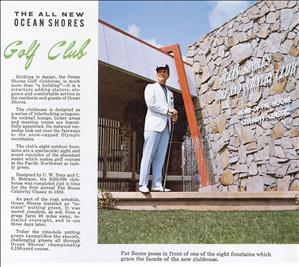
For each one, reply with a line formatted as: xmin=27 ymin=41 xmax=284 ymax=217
xmin=167 ymin=108 xmax=178 ymax=116
xmin=168 ymin=108 xmax=178 ymax=123
xmin=172 ymin=113 xmax=178 ymax=123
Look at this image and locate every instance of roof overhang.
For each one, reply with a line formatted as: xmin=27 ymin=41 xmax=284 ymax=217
xmin=98 ymin=19 xmax=197 ymax=97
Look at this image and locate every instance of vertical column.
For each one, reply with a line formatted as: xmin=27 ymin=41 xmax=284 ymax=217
xmin=160 ymin=44 xmax=209 ymax=187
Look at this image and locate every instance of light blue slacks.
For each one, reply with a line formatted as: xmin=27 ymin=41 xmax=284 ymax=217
xmin=139 ymin=126 xmax=170 ymax=188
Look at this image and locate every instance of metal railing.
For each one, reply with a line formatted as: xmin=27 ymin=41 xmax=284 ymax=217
xmin=98 ymin=117 xmax=137 ymax=179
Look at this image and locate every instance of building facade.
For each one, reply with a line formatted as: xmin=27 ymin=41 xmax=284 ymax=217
xmin=98 ymin=20 xmax=200 ymax=191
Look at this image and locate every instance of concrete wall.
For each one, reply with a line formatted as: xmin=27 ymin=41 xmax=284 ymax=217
xmin=187 ymin=1 xmax=299 ymax=192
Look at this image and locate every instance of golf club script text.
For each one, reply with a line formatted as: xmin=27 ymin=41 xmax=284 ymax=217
xmin=3 ymin=38 xmax=91 ymax=70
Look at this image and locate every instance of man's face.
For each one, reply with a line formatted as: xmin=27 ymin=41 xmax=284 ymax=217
xmin=156 ymin=68 xmax=169 ymax=85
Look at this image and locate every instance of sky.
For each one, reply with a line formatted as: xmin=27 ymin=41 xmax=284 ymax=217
xmin=99 ymin=1 xmax=255 ymax=57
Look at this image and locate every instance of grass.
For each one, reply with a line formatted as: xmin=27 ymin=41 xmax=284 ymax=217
xmin=98 ymin=210 xmax=299 ymax=244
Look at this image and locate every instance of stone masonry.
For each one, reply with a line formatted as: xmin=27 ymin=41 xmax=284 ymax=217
xmin=187 ymin=1 xmax=299 ymax=192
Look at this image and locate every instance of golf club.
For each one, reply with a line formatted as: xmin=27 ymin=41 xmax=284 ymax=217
xmin=163 ymin=121 xmax=175 ymax=192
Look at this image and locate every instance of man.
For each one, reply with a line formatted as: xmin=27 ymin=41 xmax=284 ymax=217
xmin=139 ymin=64 xmax=178 ymax=193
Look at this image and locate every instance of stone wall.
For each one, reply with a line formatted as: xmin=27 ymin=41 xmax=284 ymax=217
xmin=187 ymin=0 xmax=299 ymax=192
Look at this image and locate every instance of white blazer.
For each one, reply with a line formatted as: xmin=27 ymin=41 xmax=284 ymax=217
xmin=144 ymin=82 xmax=174 ymax=132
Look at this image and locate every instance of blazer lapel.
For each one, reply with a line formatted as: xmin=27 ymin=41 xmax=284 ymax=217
xmin=157 ymin=82 xmax=168 ymax=104
xmin=166 ymin=87 xmax=171 ymax=107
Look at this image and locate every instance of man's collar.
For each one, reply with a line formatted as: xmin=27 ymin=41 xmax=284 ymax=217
xmin=157 ymin=82 xmax=167 ymax=87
